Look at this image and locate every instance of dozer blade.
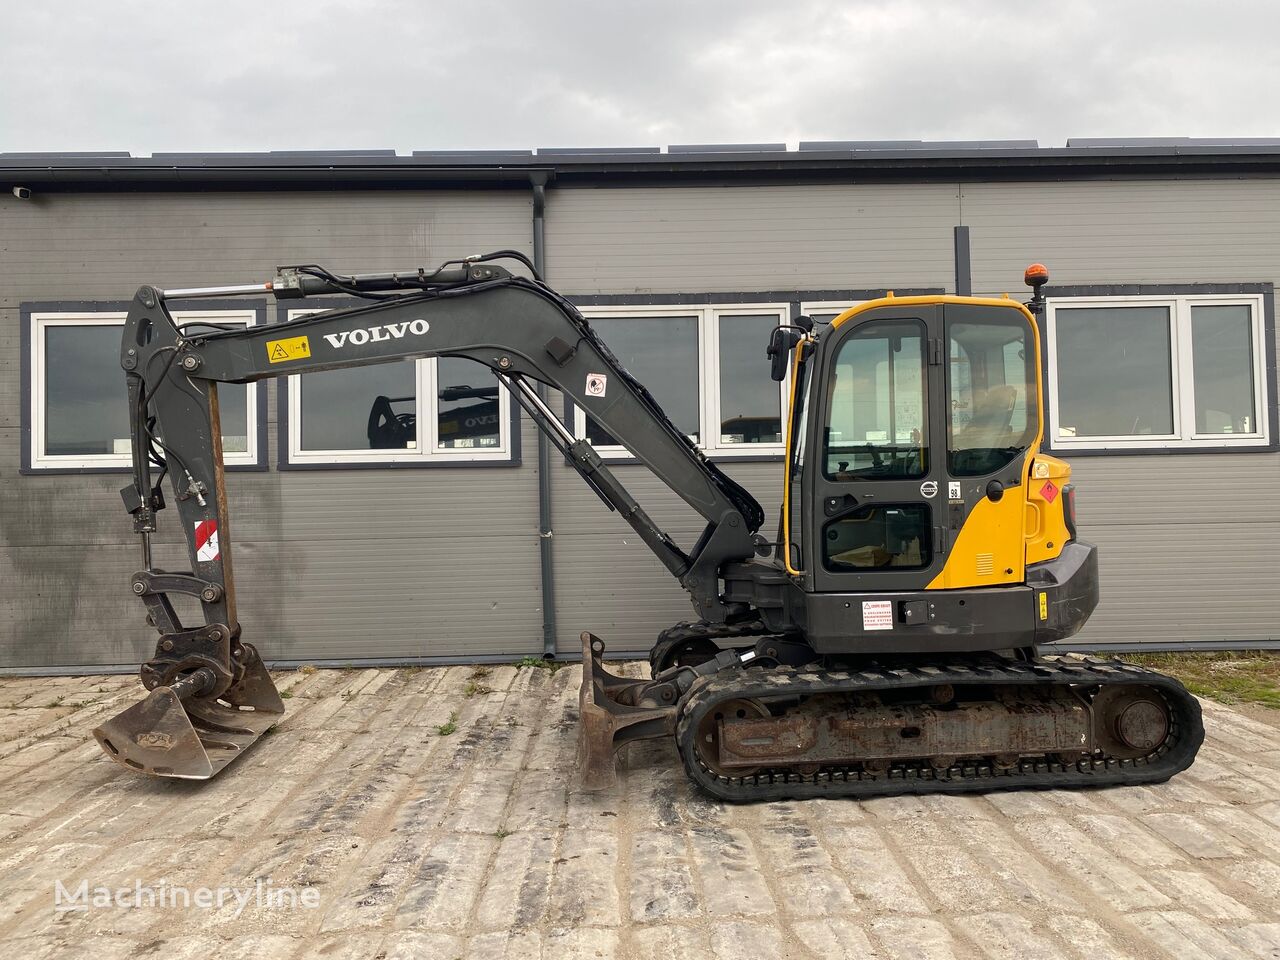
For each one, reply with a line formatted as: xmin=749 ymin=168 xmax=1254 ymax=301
xmin=577 ymin=631 xmax=676 ymax=791
xmin=93 ymin=650 xmax=284 ymax=779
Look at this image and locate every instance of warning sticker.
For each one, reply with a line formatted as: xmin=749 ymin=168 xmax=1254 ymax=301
xmin=585 ymin=373 xmax=608 ymax=397
xmin=862 ymin=600 xmax=894 ymax=631
xmin=194 ymin=520 xmax=220 ymax=563
xmin=1038 ymin=591 xmax=1049 ymax=621
xmin=266 ymin=335 xmax=311 ymax=364
xmin=1039 ymin=480 xmax=1059 ymax=503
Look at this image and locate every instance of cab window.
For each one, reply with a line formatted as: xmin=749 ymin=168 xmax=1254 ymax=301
xmin=948 ymin=316 xmax=1038 ymax=477
xmin=824 ymin=503 xmax=932 ymax=571
xmin=823 ymin=319 xmax=928 ymax=480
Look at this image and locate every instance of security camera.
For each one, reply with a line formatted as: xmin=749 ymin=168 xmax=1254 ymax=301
xmin=12 ymin=186 xmax=32 ymax=200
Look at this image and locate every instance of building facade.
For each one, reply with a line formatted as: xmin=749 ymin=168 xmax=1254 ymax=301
xmin=2 ymin=140 xmax=1277 ymax=671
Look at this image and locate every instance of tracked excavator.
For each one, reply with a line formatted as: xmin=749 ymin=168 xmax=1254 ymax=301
xmin=93 ymin=253 xmax=1203 ymax=801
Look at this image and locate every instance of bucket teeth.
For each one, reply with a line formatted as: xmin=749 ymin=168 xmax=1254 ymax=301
xmin=92 ymin=645 xmax=283 ymax=779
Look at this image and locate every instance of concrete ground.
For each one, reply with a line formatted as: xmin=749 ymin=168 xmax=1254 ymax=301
xmin=2 ymin=664 xmax=1280 ymax=960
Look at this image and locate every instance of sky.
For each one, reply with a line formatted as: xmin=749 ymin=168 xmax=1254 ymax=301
xmin=2 ymin=1 xmax=1278 ymax=154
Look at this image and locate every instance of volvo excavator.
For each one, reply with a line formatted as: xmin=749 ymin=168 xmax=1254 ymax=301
xmin=93 ymin=253 xmax=1203 ymax=801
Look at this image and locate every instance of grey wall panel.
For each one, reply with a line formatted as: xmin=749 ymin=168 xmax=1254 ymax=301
xmin=1 ymin=190 xmax=542 ymax=667
xmin=1 ymin=539 xmax=191 ymax=668
xmin=1067 ymin=455 xmax=1280 ymax=526
xmin=263 ymin=536 xmax=543 ymax=661
xmin=963 ymin=176 xmax=1280 ymax=652
xmin=1065 ymin=458 xmax=1280 ymax=649
xmin=961 ymin=178 xmax=1280 ymax=292
xmin=0 ymin=191 xmax=533 ymax=298
xmin=549 ymin=459 xmax=783 ymax=653
xmin=552 ymin=532 xmax=696 ymax=652
xmin=1070 ymin=521 xmax=1280 ymax=647
xmin=547 ymin=183 xmax=961 ymax=294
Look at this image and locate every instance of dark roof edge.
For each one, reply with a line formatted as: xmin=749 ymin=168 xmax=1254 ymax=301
xmin=5 ymin=144 xmax=1280 ymax=191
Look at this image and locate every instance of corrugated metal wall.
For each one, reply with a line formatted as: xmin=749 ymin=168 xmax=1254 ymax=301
xmin=545 ymin=181 xmax=962 ymax=653
xmin=1 ymin=190 xmax=546 ymax=668
xmin=2 ymin=177 xmax=1276 ymax=669
xmin=963 ymin=179 xmax=1280 ymax=649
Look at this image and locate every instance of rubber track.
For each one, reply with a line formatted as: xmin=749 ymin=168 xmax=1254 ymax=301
xmin=674 ymin=655 xmax=1204 ymax=803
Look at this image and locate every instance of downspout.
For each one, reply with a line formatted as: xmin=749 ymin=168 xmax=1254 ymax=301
xmin=531 ymin=172 xmax=559 ymax=658
xmin=953 ymin=225 xmax=972 ymax=296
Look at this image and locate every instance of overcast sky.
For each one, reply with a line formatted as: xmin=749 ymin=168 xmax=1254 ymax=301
xmin=3 ymin=1 xmax=1278 ymax=154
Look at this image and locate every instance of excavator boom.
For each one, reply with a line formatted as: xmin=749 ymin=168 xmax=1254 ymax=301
xmin=99 ymin=255 xmax=764 ymax=777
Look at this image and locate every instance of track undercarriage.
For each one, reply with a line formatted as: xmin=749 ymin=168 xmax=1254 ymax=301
xmin=579 ymin=630 xmax=1203 ymax=802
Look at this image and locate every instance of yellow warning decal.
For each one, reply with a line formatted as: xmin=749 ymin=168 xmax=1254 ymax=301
xmin=1038 ymin=592 xmax=1049 ymax=621
xmin=266 ymin=335 xmax=311 ymax=364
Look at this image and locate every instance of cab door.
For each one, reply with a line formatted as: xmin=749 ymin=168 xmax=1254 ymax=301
xmin=935 ymin=301 xmax=1042 ymax=589
xmin=807 ymin=303 xmax=950 ymax=593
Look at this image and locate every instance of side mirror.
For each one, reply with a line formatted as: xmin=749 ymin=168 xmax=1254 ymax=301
xmin=767 ymin=326 xmax=804 ymax=382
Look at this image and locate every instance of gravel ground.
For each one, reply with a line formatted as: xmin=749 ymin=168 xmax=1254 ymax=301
xmin=2 ymin=663 xmax=1280 ymax=959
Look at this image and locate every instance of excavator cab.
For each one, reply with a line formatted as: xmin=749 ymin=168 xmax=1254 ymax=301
xmin=787 ymin=298 xmax=1044 ymax=615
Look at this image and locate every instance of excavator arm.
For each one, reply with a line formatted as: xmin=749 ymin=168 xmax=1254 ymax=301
xmin=97 ymin=254 xmax=764 ymax=778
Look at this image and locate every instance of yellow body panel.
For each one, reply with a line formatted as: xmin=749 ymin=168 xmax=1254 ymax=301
xmin=926 ymin=485 xmax=1027 ymax=589
xmin=829 ymin=293 xmax=1033 ymax=330
xmin=781 ymin=339 xmax=810 ymax=576
xmin=1024 ymin=454 xmax=1073 ymax=566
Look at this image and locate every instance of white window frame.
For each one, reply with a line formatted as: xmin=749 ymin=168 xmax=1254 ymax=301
xmin=572 ymin=303 xmax=791 ymax=458
xmin=285 ymin=308 xmax=512 ymax=465
xmin=1045 ymin=294 xmax=1270 ymax=450
xmin=29 ymin=310 xmax=261 ymax=470
xmin=801 ymin=300 xmax=866 ymax=325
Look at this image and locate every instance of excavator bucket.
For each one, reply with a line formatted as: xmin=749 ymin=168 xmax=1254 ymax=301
xmin=93 ymin=651 xmax=284 ymax=779
xmin=577 ymin=632 xmax=676 ymax=791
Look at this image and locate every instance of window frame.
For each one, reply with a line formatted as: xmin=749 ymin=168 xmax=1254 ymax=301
xmin=280 ymin=307 xmax=517 ymax=468
xmin=23 ymin=303 xmax=266 ymax=473
xmin=567 ymin=302 xmax=792 ymax=460
xmin=1044 ymin=292 xmax=1273 ymax=452
xmin=822 ymin=315 xmax=932 ymax=481
xmin=800 ymin=300 xmax=867 ymax=326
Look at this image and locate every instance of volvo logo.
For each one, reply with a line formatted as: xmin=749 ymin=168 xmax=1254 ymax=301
xmin=323 ymin=319 xmax=429 ymax=349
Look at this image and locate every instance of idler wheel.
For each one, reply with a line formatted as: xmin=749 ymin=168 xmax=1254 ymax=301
xmin=1093 ymin=686 xmax=1171 ymax=760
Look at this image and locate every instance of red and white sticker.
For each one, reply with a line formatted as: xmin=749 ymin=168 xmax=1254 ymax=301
xmin=862 ymin=600 xmax=894 ymax=631
xmin=1039 ymin=480 xmax=1059 ymax=503
xmin=194 ymin=520 xmax=220 ymax=562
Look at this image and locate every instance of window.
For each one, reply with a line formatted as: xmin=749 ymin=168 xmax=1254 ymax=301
xmin=571 ymin=304 xmax=789 ymax=457
xmin=580 ymin=313 xmax=700 ymax=448
xmin=823 ymin=319 xmax=928 ymax=480
xmin=285 ymin=309 xmax=511 ymax=464
xmin=948 ymin=315 xmax=1038 ymax=476
xmin=824 ymin=503 xmax=933 ymax=571
xmin=1046 ymin=296 xmax=1270 ymax=449
xmin=716 ymin=313 xmax=786 ymax=446
xmin=28 ymin=310 xmax=261 ymax=471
